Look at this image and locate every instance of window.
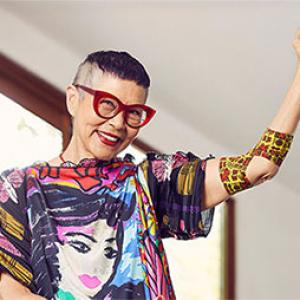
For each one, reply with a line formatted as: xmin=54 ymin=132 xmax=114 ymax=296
xmin=0 ymin=93 xmax=62 ymax=170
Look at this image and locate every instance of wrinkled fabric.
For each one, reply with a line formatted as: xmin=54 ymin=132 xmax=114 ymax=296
xmin=0 ymin=151 xmax=215 ymax=300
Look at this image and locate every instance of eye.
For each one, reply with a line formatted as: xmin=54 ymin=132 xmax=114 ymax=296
xmin=127 ymin=109 xmax=147 ymax=126
xmin=98 ymin=98 xmax=118 ymax=117
xmin=68 ymin=241 xmax=91 ymax=254
xmin=102 ymin=99 xmax=116 ymax=107
xmin=104 ymin=246 xmax=118 ymax=259
xmin=129 ymin=109 xmax=142 ymax=117
xmin=99 ymin=98 xmax=117 ymax=110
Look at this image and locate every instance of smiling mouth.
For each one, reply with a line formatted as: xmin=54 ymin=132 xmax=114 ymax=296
xmin=97 ymin=131 xmax=121 ymax=146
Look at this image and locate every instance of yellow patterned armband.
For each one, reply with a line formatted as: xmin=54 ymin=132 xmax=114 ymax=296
xmin=250 ymin=128 xmax=294 ymax=167
xmin=219 ymin=128 xmax=294 ymax=195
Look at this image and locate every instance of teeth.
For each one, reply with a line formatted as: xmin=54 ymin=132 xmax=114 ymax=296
xmin=99 ymin=132 xmax=119 ymax=142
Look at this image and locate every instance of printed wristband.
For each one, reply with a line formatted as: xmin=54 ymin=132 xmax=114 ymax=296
xmin=251 ymin=128 xmax=294 ymax=167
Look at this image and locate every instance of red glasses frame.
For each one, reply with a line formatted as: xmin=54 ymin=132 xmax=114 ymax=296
xmin=74 ymin=84 xmax=156 ymax=128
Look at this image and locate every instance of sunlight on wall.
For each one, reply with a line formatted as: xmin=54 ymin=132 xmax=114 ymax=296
xmin=0 ymin=93 xmax=222 ymax=299
xmin=0 ymin=93 xmax=63 ymax=170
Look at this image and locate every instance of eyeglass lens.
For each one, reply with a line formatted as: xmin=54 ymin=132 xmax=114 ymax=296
xmin=97 ymin=97 xmax=147 ymax=127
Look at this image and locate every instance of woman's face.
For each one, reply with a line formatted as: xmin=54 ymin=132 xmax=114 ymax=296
xmin=67 ymin=72 xmax=148 ymax=161
xmin=56 ymin=218 xmax=119 ymax=297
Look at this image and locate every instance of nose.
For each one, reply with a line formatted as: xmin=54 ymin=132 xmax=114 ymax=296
xmin=108 ymin=111 xmax=126 ymax=130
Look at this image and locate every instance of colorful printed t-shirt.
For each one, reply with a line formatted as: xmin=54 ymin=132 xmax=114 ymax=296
xmin=0 ymin=151 xmax=215 ymax=300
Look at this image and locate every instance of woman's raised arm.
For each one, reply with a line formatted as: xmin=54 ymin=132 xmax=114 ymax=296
xmin=201 ymin=27 xmax=300 ymax=210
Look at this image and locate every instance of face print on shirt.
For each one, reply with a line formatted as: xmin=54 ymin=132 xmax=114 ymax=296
xmin=56 ymin=218 xmax=121 ymax=298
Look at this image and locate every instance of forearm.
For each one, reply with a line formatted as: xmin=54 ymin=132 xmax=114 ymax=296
xmin=268 ymin=64 xmax=300 ymax=135
xmin=0 ymin=273 xmax=46 ymax=300
xmin=244 ymin=61 xmax=300 ymax=181
xmin=219 ymin=77 xmax=299 ymax=195
xmin=0 ymin=290 xmax=45 ymax=300
xmin=251 ymin=65 xmax=300 ymax=179
xmin=204 ymin=29 xmax=300 ymax=205
xmin=18 ymin=294 xmax=46 ymax=300
xmin=0 ymin=289 xmax=45 ymax=300
xmin=21 ymin=295 xmax=46 ymax=300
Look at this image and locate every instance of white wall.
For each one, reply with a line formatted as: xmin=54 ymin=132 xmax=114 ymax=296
xmin=1 ymin=6 xmax=299 ymax=299
xmin=236 ymin=178 xmax=300 ymax=300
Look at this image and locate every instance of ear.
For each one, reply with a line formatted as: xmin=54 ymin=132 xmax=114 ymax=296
xmin=66 ymin=85 xmax=80 ymax=117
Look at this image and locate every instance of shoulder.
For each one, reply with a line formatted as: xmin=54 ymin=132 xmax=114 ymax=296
xmin=138 ymin=151 xmax=205 ymax=169
xmin=138 ymin=151 xmax=210 ymax=183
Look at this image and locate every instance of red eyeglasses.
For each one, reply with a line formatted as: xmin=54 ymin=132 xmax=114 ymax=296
xmin=74 ymin=84 xmax=156 ymax=128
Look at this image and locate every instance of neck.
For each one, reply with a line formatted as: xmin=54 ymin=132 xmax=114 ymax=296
xmin=61 ymin=135 xmax=95 ymax=164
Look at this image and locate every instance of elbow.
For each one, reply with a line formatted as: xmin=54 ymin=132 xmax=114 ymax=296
xmin=252 ymin=165 xmax=279 ymax=186
xmin=246 ymin=156 xmax=280 ymax=186
xmin=262 ymin=161 xmax=280 ymax=180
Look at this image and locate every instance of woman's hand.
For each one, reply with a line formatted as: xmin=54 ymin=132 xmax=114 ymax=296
xmin=292 ymin=27 xmax=300 ymax=62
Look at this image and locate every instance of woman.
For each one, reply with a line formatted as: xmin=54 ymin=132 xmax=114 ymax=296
xmin=0 ymin=28 xmax=299 ymax=299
